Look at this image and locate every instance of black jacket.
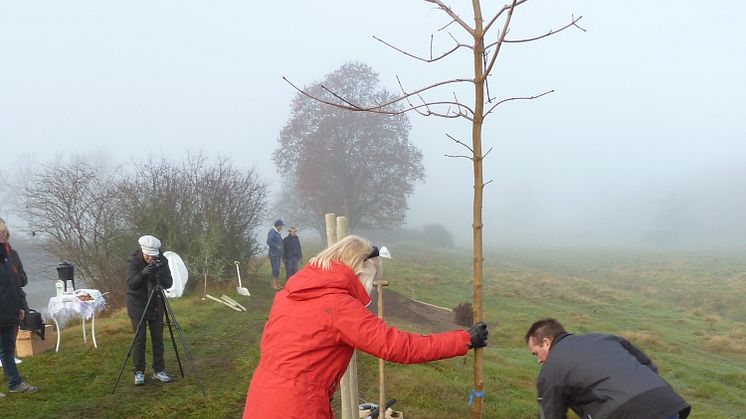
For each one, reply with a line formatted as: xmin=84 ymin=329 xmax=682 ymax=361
xmin=283 ymin=235 xmax=302 ymax=260
xmin=537 ymin=333 xmax=690 ymax=419
xmin=126 ymin=249 xmax=173 ymax=320
xmin=0 ymin=246 xmax=23 ymax=327
xmin=10 ymin=248 xmax=29 ymax=311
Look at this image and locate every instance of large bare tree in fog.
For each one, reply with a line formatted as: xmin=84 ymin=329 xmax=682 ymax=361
xmin=286 ymin=2 xmax=583 ymax=417
xmin=274 ymin=62 xmax=424 ymax=235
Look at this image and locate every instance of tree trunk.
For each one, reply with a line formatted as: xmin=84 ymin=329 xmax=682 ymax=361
xmin=470 ymin=1 xmax=485 ymax=418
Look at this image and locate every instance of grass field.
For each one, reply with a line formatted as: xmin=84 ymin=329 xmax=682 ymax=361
xmin=4 ymin=244 xmax=745 ymax=418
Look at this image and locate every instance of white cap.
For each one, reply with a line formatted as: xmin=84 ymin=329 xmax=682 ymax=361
xmin=138 ymin=235 xmax=161 ymax=256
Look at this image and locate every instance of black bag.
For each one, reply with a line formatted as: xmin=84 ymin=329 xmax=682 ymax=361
xmin=20 ymin=309 xmax=46 ymax=339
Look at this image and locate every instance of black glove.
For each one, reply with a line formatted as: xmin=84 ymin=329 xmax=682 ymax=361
xmin=141 ymin=262 xmax=155 ymax=277
xmin=468 ymin=322 xmax=488 ymax=349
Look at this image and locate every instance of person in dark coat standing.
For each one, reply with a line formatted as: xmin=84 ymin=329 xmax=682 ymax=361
xmin=0 ymin=219 xmax=28 ymax=313
xmin=0 ymin=218 xmax=37 ymax=396
xmin=282 ymin=226 xmax=302 ymax=280
xmin=127 ymin=234 xmax=173 ymax=386
xmin=525 ymin=318 xmax=690 ymax=419
xmin=266 ymin=219 xmax=284 ymax=290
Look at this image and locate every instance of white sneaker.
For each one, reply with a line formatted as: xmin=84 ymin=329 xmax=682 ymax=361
xmin=134 ymin=371 xmax=145 ymax=386
xmin=9 ymin=382 xmax=37 ymax=393
xmin=152 ymin=371 xmax=172 ymax=383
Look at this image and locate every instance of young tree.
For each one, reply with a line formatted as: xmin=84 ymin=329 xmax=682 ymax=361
xmin=274 ymin=62 xmax=425 ymax=236
xmin=285 ymin=2 xmax=584 ymax=417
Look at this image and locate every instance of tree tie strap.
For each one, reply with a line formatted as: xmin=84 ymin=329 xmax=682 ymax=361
xmin=468 ymin=387 xmax=485 ymax=406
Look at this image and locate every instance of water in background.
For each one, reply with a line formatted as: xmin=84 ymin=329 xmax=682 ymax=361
xmin=12 ymin=237 xmax=60 ymax=316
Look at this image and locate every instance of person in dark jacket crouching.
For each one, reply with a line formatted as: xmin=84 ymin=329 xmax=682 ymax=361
xmin=525 ymin=318 xmax=690 ymax=419
xmin=127 ymin=235 xmax=173 ymax=386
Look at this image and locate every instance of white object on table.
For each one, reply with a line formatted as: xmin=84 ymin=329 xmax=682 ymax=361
xmin=47 ymin=289 xmax=106 ymax=352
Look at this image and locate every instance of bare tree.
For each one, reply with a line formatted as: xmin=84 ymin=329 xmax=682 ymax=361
xmin=118 ymin=154 xmax=269 ymax=280
xmin=21 ymin=160 xmax=129 ymax=306
xmin=285 ymin=2 xmax=584 ymax=417
xmin=21 ymin=154 xmax=269 ymax=308
xmin=275 ymin=62 xmax=425 ymax=236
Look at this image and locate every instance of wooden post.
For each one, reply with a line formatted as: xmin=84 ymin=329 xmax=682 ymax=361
xmin=336 ymin=215 xmax=358 ymax=419
xmin=335 ymin=217 xmax=359 ymax=417
xmin=325 ymin=213 xmax=337 ymax=248
xmin=374 ymin=280 xmax=389 ymax=418
xmin=327 ymin=214 xmax=354 ymax=419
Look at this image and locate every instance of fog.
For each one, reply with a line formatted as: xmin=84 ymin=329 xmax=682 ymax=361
xmin=1 ymin=1 xmax=744 ymax=249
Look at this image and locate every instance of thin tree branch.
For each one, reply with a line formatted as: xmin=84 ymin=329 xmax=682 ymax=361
xmin=484 ymin=89 xmax=554 ymax=116
xmin=483 ymin=0 xmax=517 ymax=80
xmin=445 ymin=154 xmax=474 ymax=161
xmin=424 ymin=0 xmax=475 ymax=36
xmin=320 ymin=85 xmax=363 ymax=110
xmin=373 ymin=35 xmax=470 ymax=63
xmin=284 ymin=76 xmax=476 ymax=117
xmin=483 ymin=0 xmax=530 ymax=33
xmin=483 ymin=179 xmax=494 ymax=187
xmin=483 ymin=147 xmax=494 ymax=159
xmin=446 ymin=133 xmax=474 ymax=154
xmin=489 ymin=15 xmax=585 ymax=48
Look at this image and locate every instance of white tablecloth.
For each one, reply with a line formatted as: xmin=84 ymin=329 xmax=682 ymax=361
xmin=48 ymin=289 xmax=106 ymax=327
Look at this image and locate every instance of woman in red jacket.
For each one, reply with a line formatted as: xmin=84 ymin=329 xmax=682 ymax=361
xmin=243 ymin=235 xmax=488 ymax=418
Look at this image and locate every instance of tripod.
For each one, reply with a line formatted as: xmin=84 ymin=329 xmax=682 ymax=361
xmin=112 ymin=279 xmax=206 ymax=396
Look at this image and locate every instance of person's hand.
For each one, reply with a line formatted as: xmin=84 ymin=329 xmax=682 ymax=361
xmin=141 ymin=262 xmax=155 ymax=277
xmin=467 ymin=322 xmax=488 ymax=349
xmin=19 ymin=309 xmax=25 ymax=322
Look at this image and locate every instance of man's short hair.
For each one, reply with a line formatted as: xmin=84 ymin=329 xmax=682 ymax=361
xmin=525 ymin=318 xmax=566 ymax=344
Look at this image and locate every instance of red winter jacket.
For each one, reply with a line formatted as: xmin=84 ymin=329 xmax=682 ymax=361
xmin=243 ymin=261 xmax=470 ymax=418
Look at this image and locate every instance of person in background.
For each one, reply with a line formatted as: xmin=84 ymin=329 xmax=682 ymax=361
xmin=0 ymin=218 xmax=37 ymax=397
xmin=525 ymin=318 xmax=690 ymax=419
xmin=243 ymin=235 xmax=489 ymax=418
xmin=127 ymin=234 xmax=173 ymax=386
xmin=0 ymin=219 xmax=28 ymax=313
xmin=266 ymin=219 xmax=284 ymax=290
xmin=282 ymin=226 xmax=302 ymax=281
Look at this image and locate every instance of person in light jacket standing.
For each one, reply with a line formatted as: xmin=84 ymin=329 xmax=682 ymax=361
xmin=266 ymin=219 xmax=284 ymax=290
xmin=282 ymin=226 xmax=302 ymax=280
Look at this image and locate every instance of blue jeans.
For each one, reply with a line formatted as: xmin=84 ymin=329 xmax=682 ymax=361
xmin=284 ymin=257 xmax=300 ymax=280
xmin=268 ymin=256 xmax=281 ymax=278
xmin=0 ymin=325 xmax=22 ymax=389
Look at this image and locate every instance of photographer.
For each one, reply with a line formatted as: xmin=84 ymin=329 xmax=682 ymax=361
xmin=126 ymin=235 xmax=173 ymax=386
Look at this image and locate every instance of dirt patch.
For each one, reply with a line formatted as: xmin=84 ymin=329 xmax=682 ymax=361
xmin=367 ymin=288 xmax=463 ymax=333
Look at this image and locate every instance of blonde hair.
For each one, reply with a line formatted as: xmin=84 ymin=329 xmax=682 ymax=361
xmin=309 ymin=235 xmax=381 ymax=294
xmin=0 ymin=218 xmax=9 ymax=241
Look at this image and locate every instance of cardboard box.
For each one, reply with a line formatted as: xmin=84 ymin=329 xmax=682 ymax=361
xmin=16 ymin=325 xmax=56 ymax=357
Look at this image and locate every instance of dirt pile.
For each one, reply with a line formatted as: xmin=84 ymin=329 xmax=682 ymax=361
xmin=367 ymin=287 xmax=462 ymax=333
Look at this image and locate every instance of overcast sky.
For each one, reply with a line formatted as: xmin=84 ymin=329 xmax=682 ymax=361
xmin=2 ymin=1 xmax=744 ymax=248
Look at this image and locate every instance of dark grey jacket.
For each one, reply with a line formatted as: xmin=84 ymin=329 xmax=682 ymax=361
xmin=126 ymin=249 xmax=173 ymax=320
xmin=0 ymin=246 xmax=23 ymax=327
xmin=10 ymin=248 xmax=29 ymax=311
xmin=537 ymin=333 xmax=690 ymax=419
xmin=283 ymin=235 xmax=302 ymax=261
